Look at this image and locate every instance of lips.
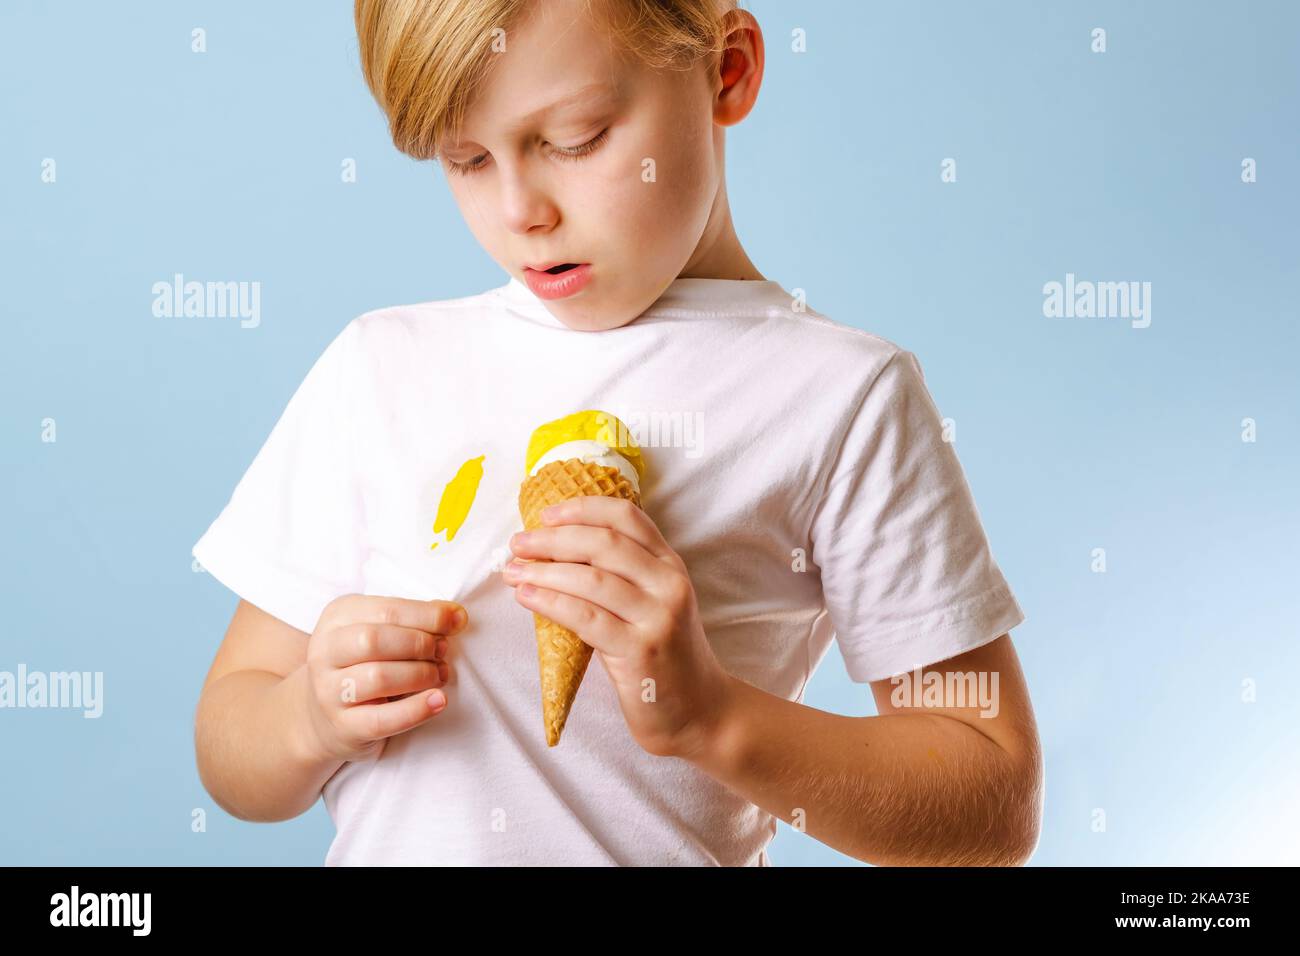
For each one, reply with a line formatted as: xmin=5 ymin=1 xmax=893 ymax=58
xmin=523 ymin=262 xmax=593 ymax=300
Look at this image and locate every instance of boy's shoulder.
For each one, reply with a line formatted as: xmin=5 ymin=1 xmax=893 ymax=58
xmin=349 ymin=286 xmax=499 ymax=334
xmin=760 ymin=299 xmax=910 ymax=394
xmin=322 ymin=286 xmax=505 ymax=364
xmin=773 ymin=299 xmax=902 ymax=354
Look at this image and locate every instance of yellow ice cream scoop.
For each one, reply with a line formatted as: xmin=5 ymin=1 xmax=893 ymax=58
xmin=524 ymin=409 xmax=645 ymax=493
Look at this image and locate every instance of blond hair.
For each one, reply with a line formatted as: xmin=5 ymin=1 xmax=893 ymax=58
xmin=354 ymin=0 xmax=737 ymax=161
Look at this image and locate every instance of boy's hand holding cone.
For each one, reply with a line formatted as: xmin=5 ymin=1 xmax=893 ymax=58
xmin=508 ymin=410 xmax=733 ymax=756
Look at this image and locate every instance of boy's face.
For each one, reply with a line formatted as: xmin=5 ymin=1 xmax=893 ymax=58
xmin=438 ymin=0 xmax=754 ymax=331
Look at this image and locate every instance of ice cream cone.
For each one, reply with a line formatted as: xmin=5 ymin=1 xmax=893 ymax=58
xmin=517 ymin=410 xmax=647 ymax=747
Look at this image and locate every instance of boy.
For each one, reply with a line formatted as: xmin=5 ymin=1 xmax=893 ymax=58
xmin=193 ymin=0 xmax=1042 ymax=866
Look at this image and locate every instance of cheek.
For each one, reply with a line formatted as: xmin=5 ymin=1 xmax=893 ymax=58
xmin=589 ymin=130 xmax=715 ymax=233
xmin=451 ymin=183 xmax=503 ymax=249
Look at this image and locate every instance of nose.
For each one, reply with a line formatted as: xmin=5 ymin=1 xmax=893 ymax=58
xmin=498 ymin=165 xmax=560 ymax=236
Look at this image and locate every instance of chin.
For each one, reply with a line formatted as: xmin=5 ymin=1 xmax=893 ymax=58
xmin=561 ymin=317 xmax=628 ymax=333
xmin=555 ymin=302 xmax=638 ymax=332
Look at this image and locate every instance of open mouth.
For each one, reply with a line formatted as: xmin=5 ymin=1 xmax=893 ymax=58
xmin=523 ymin=261 xmax=592 ymax=299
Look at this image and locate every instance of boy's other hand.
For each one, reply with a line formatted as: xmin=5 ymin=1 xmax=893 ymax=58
xmin=302 ymin=595 xmax=467 ymax=763
xmin=504 ymin=496 xmax=731 ymax=760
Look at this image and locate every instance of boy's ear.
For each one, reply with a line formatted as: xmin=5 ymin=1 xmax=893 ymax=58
xmin=713 ymin=9 xmax=764 ymax=125
xmin=720 ymin=48 xmax=747 ymax=88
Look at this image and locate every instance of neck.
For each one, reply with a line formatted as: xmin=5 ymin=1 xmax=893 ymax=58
xmin=679 ymin=183 xmax=765 ymax=281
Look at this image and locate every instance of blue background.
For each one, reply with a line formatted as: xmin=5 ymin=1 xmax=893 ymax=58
xmin=2 ymin=0 xmax=1297 ymax=865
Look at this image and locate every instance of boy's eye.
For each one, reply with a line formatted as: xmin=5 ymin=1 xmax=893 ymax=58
xmin=444 ymin=153 xmax=488 ymax=176
xmin=550 ymin=127 xmax=610 ymax=162
xmin=443 ymin=128 xmax=610 ymax=177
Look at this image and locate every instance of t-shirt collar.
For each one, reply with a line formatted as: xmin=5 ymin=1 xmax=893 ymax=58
xmin=494 ymin=272 xmax=793 ymax=328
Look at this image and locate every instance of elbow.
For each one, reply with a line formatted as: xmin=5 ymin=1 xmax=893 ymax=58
xmin=193 ymin=709 xmax=303 ymax=825
xmin=879 ymin=724 xmax=1045 ymax=867
xmin=993 ymin=744 xmax=1044 ymax=866
xmin=940 ymin=736 xmax=1043 ymax=867
xmin=950 ymin=789 xmax=1040 ymax=867
xmin=995 ymin=811 xmax=1042 ymax=867
xmin=197 ymin=764 xmax=302 ymax=824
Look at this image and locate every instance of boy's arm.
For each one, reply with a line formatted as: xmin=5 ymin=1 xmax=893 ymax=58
xmin=194 ymin=600 xmax=345 ymax=822
xmin=685 ymin=633 xmax=1043 ymax=866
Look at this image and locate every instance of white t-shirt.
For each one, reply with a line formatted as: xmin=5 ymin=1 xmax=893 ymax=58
xmin=192 ymin=273 xmax=1025 ymax=866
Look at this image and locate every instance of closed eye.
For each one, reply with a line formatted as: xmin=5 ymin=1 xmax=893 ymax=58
xmin=443 ymin=128 xmax=610 ymax=177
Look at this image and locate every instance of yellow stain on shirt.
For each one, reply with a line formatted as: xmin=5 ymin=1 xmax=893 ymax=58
xmin=430 ymin=454 xmax=486 ymax=551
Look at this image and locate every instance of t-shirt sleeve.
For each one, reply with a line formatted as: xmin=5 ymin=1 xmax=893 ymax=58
xmin=808 ymin=348 xmax=1025 ymax=683
xmin=192 ymin=320 xmax=366 ymax=635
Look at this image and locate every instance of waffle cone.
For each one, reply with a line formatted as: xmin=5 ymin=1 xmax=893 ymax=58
xmin=518 ymin=457 xmax=642 ymax=746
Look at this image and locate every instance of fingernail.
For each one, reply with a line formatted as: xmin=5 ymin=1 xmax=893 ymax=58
xmin=541 ymin=504 xmax=561 ymax=520
xmin=428 ymin=690 xmax=446 ymax=711
xmin=452 ymin=607 xmax=467 ymax=629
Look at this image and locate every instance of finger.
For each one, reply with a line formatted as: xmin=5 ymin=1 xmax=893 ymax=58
xmin=326 ymin=623 xmax=451 ymax=669
xmin=335 ymin=660 xmax=446 ymax=705
xmin=505 ymin=559 xmax=654 ymax=624
xmin=511 ymin=523 xmax=669 ymax=594
xmin=538 ymin=496 xmax=677 ymax=564
xmin=341 ymin=689 xmax=449 ymax=742
xmin=322 ymin=595 xmax=467 ymax=637
xmin=514 ymin=582 xmax=633 ymax=655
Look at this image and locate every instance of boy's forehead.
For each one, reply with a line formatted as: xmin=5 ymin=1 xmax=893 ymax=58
xmin=509 ymin=81 xmax=621 ymax=129
xmin=437 ymin=0 xmax=642 ymax=152
xmin=474 ymin=0 xmax=627 ymax=103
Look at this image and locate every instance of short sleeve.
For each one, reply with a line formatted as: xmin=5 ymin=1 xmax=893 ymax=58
xmin=192 ymin=320 xmax=366 ymax=634
xmin=808 ymin=349 xmax=1025 ymax=683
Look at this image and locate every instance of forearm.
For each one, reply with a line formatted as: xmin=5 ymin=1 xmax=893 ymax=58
xmin=194 ymin=666 xmax=343 ymax=822
xmin=687 ymin=674 xmax=1040 ymax=866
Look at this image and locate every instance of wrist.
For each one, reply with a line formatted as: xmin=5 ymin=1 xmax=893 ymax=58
xmin=286 ymin=666 xmax=343 ymax=769
xmin=679 ymin=672 xmax=749 ymax=776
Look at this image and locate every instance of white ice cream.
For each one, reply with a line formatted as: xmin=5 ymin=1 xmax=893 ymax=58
xmin=529 ymin=439 xmax=639 ymax=496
